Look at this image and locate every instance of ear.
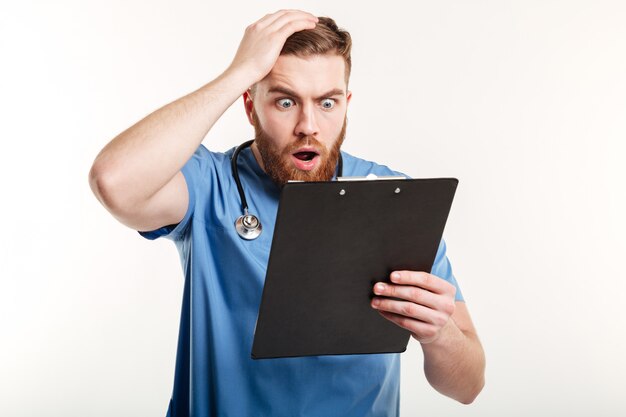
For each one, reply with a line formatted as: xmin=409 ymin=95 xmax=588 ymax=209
xmin=346 ymin=90 xmax=352 ymax=107
xmin=243 ymin=90 xmax=255 ymax=125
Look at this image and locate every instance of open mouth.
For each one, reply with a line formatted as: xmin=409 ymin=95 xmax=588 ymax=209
xmin=293 ymin=151 xmax=319 ymax=162
xmin=291 ymin=149 xmax=320 ymax=171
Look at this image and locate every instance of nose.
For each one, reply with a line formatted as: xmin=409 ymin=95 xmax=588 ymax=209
xmin=294 ymin=104 xmax=319 ymax=137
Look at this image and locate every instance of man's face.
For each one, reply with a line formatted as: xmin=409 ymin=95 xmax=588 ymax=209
xmin=245 ymin=54 xmax=352 ymax=185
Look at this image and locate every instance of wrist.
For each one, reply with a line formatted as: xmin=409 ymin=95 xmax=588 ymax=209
xmin=419 ymin=318 xmax=458 ymax=347
xmin=222 ymin=64 xmax=262 ymax=93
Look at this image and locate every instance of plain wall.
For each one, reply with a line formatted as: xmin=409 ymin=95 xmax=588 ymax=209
xmin=1 ymin=0 xmax=625 ymax=415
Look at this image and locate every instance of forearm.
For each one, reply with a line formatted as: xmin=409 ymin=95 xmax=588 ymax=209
xmin=89 ymin=67 xmax=252 ymax=209
xmin=420 ymin=315 xmax=486 ymax=404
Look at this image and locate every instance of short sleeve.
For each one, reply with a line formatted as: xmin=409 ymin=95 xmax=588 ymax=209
xmin=431 ymin=239 xmax=464 ymax=302
xmin=137 ymin=145 xmax=207 ymax=241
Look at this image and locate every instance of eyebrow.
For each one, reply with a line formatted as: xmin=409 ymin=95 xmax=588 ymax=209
xmin=266 ymin=86 xmax=345 ymax=101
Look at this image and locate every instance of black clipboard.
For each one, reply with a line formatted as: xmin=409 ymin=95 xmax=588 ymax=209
xmin=251 ymin=177 xmax=458 ymax=359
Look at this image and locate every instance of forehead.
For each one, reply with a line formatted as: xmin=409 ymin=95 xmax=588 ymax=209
xmin=257 ymin=54 xmax=347 ymax=97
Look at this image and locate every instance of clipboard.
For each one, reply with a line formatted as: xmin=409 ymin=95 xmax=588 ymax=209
xmin=251 ymin=177 xmax=458 ymax=359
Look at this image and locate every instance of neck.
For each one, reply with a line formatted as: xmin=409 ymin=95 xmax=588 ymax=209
xmin=250 ymin=141 xmax=267 ymax=173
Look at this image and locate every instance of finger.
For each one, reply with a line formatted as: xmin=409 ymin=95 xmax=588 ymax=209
xmin=377 ymin=310 xmax=439 ymax=343
xmin=278 ymin=17 xmax=318 ymax=36
xmin=246 ymin=10 xmax=305 ymax=35
xmin=373 ymin=281 xmax=455 ymax=315
xmin=266 ymin=10 xmax=318 ymax=34
xmin=371 ymin=296 xmax=449 ymax=327
xmin=252 ymin=9 xmax=301 ymax=29
xmin=390 ymin=271 xmax=456 ymax=296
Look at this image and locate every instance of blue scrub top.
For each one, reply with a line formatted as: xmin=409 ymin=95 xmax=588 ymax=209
xmin=139 ymin=144 xmax=463 ymax=417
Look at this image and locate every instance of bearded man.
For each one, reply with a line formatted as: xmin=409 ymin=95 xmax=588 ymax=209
xmin=89 ymin=10 xmax=485 ymax=417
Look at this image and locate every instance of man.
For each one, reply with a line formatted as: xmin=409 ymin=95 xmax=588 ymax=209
xmin=89 ymin=10 xmax=485 ymax=416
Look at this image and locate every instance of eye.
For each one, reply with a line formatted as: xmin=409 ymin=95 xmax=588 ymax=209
xmin=321 ymin=98 xmax=335 ymax=109
xmin=277 ymin=98 xmax=295 ymax=109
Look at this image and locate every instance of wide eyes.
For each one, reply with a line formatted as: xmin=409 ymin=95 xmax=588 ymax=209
xmin=277 ymin=98 xmax=295 ymax=109
xmin=275 ymin=98 xmax=337 ymax=110
xmin=321 ymin=99 xmax=335 ymax=109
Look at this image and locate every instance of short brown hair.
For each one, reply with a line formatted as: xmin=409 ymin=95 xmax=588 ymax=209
xmin=280 ymin=16 xmax=352 ymax=84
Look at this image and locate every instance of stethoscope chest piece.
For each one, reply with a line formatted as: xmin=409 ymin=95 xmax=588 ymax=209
xmin=235 ymin=211 xmax=262 ymax=240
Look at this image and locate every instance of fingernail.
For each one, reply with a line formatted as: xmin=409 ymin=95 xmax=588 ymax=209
xmin=391 ymin=272 xmax=400 ymax=282
xmin=375 ymin=283 xmax=386 ymax=293
xmin=372 ymin=298 xmax=380 ymax=308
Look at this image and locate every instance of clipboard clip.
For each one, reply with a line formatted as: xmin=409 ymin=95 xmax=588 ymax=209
xmin=336 ymin=173 xmax=407 ymax=182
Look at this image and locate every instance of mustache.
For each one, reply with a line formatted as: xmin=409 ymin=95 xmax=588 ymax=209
xmin=282 ymin=136 xmax=327 ymax=155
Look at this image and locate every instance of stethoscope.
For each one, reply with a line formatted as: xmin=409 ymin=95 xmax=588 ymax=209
xmin=231 ymin=139 xmax=343 ymax=240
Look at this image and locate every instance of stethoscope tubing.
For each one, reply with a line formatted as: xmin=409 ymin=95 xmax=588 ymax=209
xmin=230 ymin=140 xmax=343 ymax=240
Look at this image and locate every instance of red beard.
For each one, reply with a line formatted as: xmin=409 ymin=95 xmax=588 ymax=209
xmin=252 ymin=111 xmax=346 ymax=186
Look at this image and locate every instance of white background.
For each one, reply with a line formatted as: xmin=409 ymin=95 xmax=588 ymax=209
xmin=1 ymin=1 xmax=625 ymax=416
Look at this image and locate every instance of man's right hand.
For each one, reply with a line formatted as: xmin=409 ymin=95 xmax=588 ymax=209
xmin=227 ymin=10 xmax=318 ymax=84
xmin=89 ymin=10 xmax=318 ymax=234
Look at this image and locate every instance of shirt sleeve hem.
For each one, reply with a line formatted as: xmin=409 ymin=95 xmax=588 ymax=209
xmin=137 ymin=163 xmax=196 ymax=241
